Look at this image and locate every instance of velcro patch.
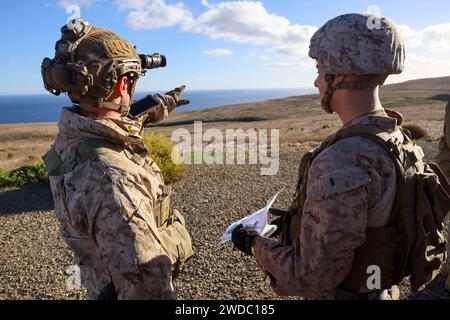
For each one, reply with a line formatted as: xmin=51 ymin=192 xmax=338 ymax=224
xmin=319 ymin=169 xmax=370 ymax=198
xmin=103 ymin=40 xmax=134 ymax=58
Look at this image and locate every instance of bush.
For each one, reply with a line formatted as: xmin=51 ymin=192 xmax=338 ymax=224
xmin=403 ymin=124 xmax=430 ymax=141
xmin=144 ymin=132 xmax=186 ymax=184
xmin=0 ymin=163 xmax=49 ymax=188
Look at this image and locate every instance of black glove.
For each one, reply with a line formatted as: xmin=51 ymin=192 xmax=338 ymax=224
xmin=268 ymin=208 xmax=287 ymax=239
xmin=269 ymin=217 xmax=284 ymax=239
xmin=232 ymin=224 xmax=259 ymax=256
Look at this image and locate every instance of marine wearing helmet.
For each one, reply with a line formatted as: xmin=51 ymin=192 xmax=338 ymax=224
xmin=230 ymin=13 xmax=444 ymax=300
xmin=41 ymin=18 xmax=192 ymax=300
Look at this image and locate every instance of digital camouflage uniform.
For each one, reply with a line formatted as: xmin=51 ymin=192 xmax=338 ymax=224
xmin=253 ymin=111 xmax=398 ymax=299
xmin=436 ymin=102 xmax=450 ymax=281
xmin=239 ymin=13 xmax=406 ymax=300
xmin=49 ymin=107 xmax=176 ymax=300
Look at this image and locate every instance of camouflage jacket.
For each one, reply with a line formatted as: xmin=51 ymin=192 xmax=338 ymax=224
xmin=252 ymin=112 xmax=399 ymax=299
xmin=435 ymin=102 xmax=450 ymax=270
xmin=48 ymin=107 xmax=176 ymax=300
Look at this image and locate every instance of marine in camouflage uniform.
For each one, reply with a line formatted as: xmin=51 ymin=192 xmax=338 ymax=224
xmin=41 ymin=19 xmax=190 ymax=299
xmin=232 ymin=13 xmax=407 ymax=300
xmin=435 ymin=102 xmax=450 ymax=290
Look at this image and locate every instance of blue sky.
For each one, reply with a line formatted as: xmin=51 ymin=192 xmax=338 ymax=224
xmin=1 ymin=0 xmax=450 ymax=94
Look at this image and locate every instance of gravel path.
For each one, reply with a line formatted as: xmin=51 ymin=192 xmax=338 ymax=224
xmin=0 ymin=145 xmax=449 ymax=300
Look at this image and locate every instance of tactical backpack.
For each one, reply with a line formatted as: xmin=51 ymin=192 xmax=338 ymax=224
xmin=43 ymin=138 xmax=193 ymax=278
xmin=281 ymin=112 xmax=450 ymax=293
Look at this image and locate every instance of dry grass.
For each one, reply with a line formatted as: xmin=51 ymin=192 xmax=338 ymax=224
xmin=0 ymin=97 xmax=447 ymax=171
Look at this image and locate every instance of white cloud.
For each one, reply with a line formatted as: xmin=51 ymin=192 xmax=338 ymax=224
xmin=185 ymin=1 xmax=316 ymax=47
xmin=387 ymin=54 xmax=450 ymax=83
xmin=399 ymin=23 xmax=450 ymax=52
xmin=422 ymin=23 xmax=450 ymax=52
xmin=398 ymin=24 xmax=423 ymax=48
xmin=115 ymin=0 xmax=148 ymax=11
xmin=202 ymin=48 xmax=235 ymax=57
xmin=113 ymin=1 xmax=450 ymax=81
xmin=58 ymin=0 xmax=93 ymax=9
xmin=115 ymin=0 xmax=317 ymax=68
xmin=200 ymin=0 xmax=211 ymax=8
xmin=114 ymin=0 xmax=192 ymax=30
xmin=268 ymin=44 xmax=309 ymax=58
xmin=266 ymin=61 xmax=310 ymax=69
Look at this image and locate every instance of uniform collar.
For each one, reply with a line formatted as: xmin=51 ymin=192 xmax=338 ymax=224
xmin=344 ymin=108 xmax=402 ymax=132
xmin=57 ymin=107 xmax=146 ymax=149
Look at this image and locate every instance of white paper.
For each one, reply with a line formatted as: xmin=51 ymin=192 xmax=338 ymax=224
xmin=219 ymin=189 xmax=283 ymax=244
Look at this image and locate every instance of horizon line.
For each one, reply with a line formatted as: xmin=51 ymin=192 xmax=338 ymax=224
xmin=0 ymin=87 xmax=317 ymax=97
xmin=2 ymin=74 xmax=449 ymax=96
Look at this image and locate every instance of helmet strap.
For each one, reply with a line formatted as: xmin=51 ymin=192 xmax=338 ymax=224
xmin=97 ymin=101 xmax=130 ymax=114
xmin=322 ymin=74 xmax=336 ymax=114
xmin=335 ymin=74 xmax=389 ymax=90
xmin=80 ymin=96 xmax=131 ymax=115
xmin=322 ymin=73 xmax=389 ymax=113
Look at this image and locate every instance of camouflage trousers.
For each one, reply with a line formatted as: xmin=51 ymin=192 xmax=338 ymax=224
xmin=61 ymin=231 xmax=119 ymax=300
xmin=59 ymin=220 xmax=176 ymax=300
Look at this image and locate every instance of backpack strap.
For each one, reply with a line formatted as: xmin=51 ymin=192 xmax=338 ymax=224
xmin=337 ymin=125 xmax=423 ymax=226
xmin=43 ymin=138 xmax=124 ymax=176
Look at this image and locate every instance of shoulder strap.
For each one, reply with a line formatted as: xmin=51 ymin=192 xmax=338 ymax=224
xmin=336 ymin=126 xmax=420 ymax=226
xmin=43 ymin=138 xmax=124 ymax=176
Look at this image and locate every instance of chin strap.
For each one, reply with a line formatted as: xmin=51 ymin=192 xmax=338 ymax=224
xmin=79 ymin=96 xmax=131 ymax=115
xmin=322 ymin=74 xmax=389 ymax=113
xmin=322 ymin=74 xmax=336 ymax=114
xmin=80 ymin=74 xmax=139 ymax=115
xmin=335 ymin=74 xmax=389 ymax=90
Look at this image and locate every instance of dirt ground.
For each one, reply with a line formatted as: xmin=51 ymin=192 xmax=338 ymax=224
xmin=0 ymin=144 xmax=448 ymax=300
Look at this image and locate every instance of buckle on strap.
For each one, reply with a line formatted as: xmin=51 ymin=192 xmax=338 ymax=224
xmin=154 ymin=185 xmax=172 ymax=228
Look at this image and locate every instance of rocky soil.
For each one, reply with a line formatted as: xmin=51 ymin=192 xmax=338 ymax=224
xmin=0 ymin=141 xmax=448 ymax=300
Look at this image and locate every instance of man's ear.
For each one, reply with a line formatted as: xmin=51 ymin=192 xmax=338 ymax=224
xmin=114 ymin=76 xmax=129 ymax=97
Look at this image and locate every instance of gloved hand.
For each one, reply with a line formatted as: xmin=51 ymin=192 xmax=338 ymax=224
xmin=139 ymin=85 xmax=190 ymax=125
xmin=157 ymin=85 xmax=191 ymax=113
xmin=269 ymin=216 xmax=284 ymax=239
xmin=232 ymin=224 xmax=259 ymax=256
xmin=268 ymin=208 xmax=287 ymax=239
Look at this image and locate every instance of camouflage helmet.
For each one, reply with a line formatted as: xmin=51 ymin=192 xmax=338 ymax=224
xmin=309 ymin=13 xmax=405 ymax=75
xmin=42 ymin=18 xmax=142 ymax=113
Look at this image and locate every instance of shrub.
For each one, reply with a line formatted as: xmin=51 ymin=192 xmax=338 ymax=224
xmin=403 ymin=124 xmax=430 ymax=141
xmin=144 ymin=132 xmax=186 ymax=184
xmin=0 ymin=163 xmax=48 ymax=188
xmin=7 ymin=153 xmax=14 ymax=159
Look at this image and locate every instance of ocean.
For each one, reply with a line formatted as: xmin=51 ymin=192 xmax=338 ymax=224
xmin=0 ymin=88 xmax=315 ymax=124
